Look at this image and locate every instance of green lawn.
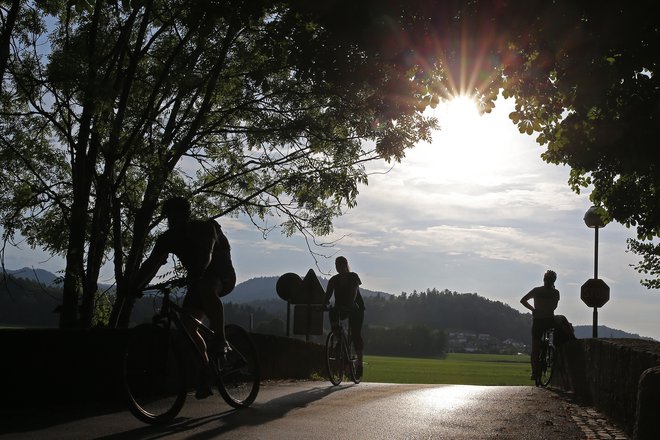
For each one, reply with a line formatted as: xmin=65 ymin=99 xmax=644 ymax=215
xmin=363 ymin=353 xmax=532 ymax=386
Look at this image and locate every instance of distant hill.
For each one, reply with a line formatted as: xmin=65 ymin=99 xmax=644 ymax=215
xmin=2 ymin=268 xmax=656 ymax=343
xmin=574 ymin=325 xmax=654 ymax=340
xmin=4 ymin=267 xmax=60 ymax=286
xmin=0 ymin=272 xmax=62 ymax=327
xmin=230 ymin=274 xmax=393 ymax=304
xmin=2 ymin=267 xmax=116 ymax=291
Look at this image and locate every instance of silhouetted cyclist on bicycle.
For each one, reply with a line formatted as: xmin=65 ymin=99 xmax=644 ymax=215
xmin=135 ymin=196 xmax=236 ymax=398
xmin=520 ymin=270 xmax=560 ymax=381
xmin=324 ymin=256 xmax=365 ymax=377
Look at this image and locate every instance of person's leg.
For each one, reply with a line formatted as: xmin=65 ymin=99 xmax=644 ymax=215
xmin=198 ymin=277 xmax=226 ymax=350
xmin=329 ymin=308 xmax=340 ymax=331
xmin=182 ymin=283 xmax=210 ymax=363
xmin=530 ymin=321 xmax=542 ymax=379
xmin=349 ymin=310 xmax=364 ymax=362
xmin=180 ymin=304 xmax=214 ymax=399
xmin=182 ymin=282 xmax=216 ymax=399
xmin=181 ymin=307 xmax=208 ymax=358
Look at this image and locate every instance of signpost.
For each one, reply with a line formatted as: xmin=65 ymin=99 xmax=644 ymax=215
xmin=275 ymin=269 xmax=325 ymax=340
xmin=581 ymin=278 xmax=610 ymax=338
xmin=582 ymin=206 xmax=609 ymax=338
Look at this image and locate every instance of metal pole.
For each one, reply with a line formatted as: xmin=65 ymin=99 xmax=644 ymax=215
xmin=594 ymin=226 xmax=599 ymax=279
xmin=593 ymin=226 xmax=599 ymax=338
xmin=286 ymin=302 xmax=291 ymax=337
xmin=593 ymin=307 xmax=598 ymax=338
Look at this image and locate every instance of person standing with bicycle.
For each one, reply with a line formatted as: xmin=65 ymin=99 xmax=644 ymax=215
xmin=520 ymin=270 xmax=560 ymax=381
xmin=324 ymin=256 xmax=365 ymax=377
xmin=134 ymin=196 xmax=236 ymax=399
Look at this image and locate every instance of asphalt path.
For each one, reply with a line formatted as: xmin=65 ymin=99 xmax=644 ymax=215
xmin=1 ymin=381 xmax=625 ymax=439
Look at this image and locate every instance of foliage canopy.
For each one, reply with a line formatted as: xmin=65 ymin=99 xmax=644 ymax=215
xmin=1 ymin=0 xmax=660 ymax=330
xmin=0 ymin=0 xmax=441 ymax=327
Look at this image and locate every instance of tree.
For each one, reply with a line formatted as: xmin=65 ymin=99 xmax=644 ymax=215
xmin=346 ymin=0 xmax=660 ymax=288
xmin=5 ymin=0 xmax=657 ymax=333
xmin=459 ymin=1 xmax=660 ymax=287
xmin=0 ymin=1 xmax=440 ymax=328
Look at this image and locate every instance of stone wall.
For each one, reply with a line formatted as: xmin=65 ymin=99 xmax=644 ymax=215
xmin=553 ymin=338 xmax=660 ymax=439
xmin=252 ymin=333 xmax=325 ymax=379
xmin=0 ymin=328 xmax=325 ymax=408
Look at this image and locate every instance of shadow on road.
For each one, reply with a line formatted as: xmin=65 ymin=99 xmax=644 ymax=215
xmin=99 ymin=383 xmax=354 ymax=440
xmin=1 ymin=401 xmax=125 ymax=435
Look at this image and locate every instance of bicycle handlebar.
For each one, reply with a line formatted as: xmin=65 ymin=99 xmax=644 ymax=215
xmin=139 ymin=278 xmax=187 ymax=296
xmin=322 ymin=304 xmax=357 ymax=313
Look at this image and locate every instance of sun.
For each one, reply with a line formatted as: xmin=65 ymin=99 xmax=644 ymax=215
xmin=440 ymin=95 xmax=481 ymax=131
xmin=407 ymin=94 xmax=524 ymax=186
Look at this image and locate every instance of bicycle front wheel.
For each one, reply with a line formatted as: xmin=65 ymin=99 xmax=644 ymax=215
xmin=325 ymin=331 xmax=345 ymax=385
xmin=122 ymin=323 xmax=187 ymax=424
xmin=537 ymin=344 xmax=555 ymax=387
xmin=216 ymin=324 xmax=260 ymax=408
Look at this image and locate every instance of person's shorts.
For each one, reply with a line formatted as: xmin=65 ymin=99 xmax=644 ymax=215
xmin=532 ymin=317 xmax=555 ymax=340
xmin=182 ymin=275 xmax=235 ymax=310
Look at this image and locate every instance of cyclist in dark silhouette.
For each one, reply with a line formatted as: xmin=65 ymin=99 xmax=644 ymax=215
xmin=324 ymin=256 xmax=365 ymax=377
xmin=135 ymin=196 xmax=236 ymax=398
xmin=520 ymin=270 xmax=560 ymax=380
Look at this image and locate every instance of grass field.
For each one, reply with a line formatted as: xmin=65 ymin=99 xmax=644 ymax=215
xmin=363 ymin=353 xmax=532 ymax=386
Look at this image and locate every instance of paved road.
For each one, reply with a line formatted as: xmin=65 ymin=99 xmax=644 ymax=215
xmin=1 ymin=381 xmax=628 ymax=439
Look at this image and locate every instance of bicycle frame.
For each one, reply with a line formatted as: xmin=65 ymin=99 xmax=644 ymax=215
xmin=542 ymin=327 xmax=554 ymax=344
xmin=122 ymin=280 xmax=261 ymax=424
xmin=325 ymin=306 xmax=361 ymax=385
xmin=536 ymin=327 xmax=555 ymax=387
xmin=164 ymin=294 xmax=213 ymax=359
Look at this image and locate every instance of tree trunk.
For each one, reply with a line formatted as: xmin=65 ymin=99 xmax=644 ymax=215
xmin=60 ymin=203 xmax=87 ymax=328
xmin=109 ymin=174 xmax=164 ymax=327
xmin=59 ymin=2 xmax=103 ymax=328
xmin=80 ymin=162 xmax=114 ymax=327
xmin=0 ymin=0 xmax=20 ymax=91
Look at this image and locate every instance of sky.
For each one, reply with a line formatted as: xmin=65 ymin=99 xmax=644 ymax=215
xmin=4 ymin=95 xmax=660 ymax=341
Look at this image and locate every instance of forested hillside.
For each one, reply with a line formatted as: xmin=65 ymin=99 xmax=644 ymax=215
xmin=364 ymin=289 xmax=532 ymax=342
xmin=5 ymin=267 xmax=60 ymax=286
xmin=230 ymin=275 xmax=393 ymax=303
xmin=3 ymin=271 xmax=652 ymax=354
xmin=0 ymin=275 xmax=61 ymax=327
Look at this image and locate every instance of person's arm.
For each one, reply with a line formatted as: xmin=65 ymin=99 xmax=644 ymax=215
xmin=324 ymin=278 xmax=335 ymax=305
xmin=520 ymin=290 xmax=535 ymax=313
xmin=353 ymin=273 xmax=364 ymax=310
xmin=355 ymin=289 xmax=365 ymax=311
xmin=188 ymin=221 xmax=217 ymax=279
xmin=134 ymin=237 xmax=169 ymax=291
xmin=553 ymin=289 xmax=560 ymax=312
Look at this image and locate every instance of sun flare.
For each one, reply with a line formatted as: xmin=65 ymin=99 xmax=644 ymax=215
xmin=441 ymin=95 xmax=480 ymax=130
xmin=409 ymin=95 xmax=524 ymax=186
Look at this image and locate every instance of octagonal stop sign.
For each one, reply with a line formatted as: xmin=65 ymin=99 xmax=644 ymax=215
xmin=581 ymin=278 xmax=610 ymax=308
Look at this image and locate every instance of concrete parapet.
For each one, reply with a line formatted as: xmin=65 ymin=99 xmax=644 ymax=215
xmin=634 ymin=366 xmax=660 ymax=440
xmin=0 ymin=328 xmax=324 ymax=408
xmin=554 ymin=338 xmax=660 ymax=437
xmin=252 ymin=333 xmax=324 ymax=379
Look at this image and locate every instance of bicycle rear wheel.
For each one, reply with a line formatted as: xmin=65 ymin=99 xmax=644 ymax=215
xmin=536 ymin=344 xmax=555 ymax=387
xmin=122 ymin=323 xmax=187 ymax=424
xmin=347 ymin=338 xmax=361 ymax=384
xmin=325 ymin=331 xmax=345 ymax=385
xmin=215 ymin=324 xmax=260 ymax=408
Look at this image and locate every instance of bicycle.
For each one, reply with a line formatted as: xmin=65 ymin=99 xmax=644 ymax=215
xmin=324 ymin=305 xmax=361 ymax=386
xmin=535 ymin=327 xmax=555 ymax=387
xmin=121 ymin=279 xmax=260 ymax=425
